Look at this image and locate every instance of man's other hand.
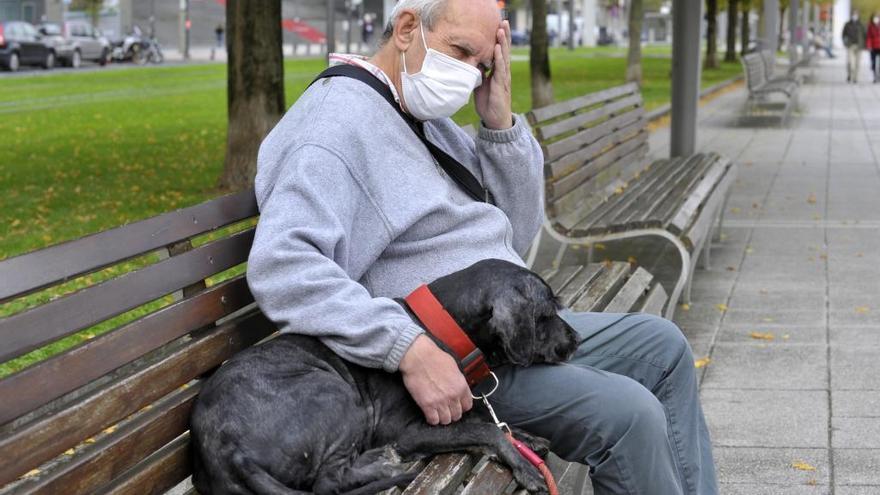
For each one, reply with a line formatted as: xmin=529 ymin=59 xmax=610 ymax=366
xmin=399 ymin=334 xmax=473 ymax=425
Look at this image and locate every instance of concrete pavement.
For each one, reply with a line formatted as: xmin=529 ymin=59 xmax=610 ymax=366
xmin=650 ymin=55 xmax=880 ymax=494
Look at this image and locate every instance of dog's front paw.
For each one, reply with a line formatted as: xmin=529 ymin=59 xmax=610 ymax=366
xmin=510 ymin=463 xmax=549 ymax=495
xmin=510 ymin=428 xmax=551 ymax=458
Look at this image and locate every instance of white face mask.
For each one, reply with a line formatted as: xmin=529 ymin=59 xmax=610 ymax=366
xmin=874 ymin=17 xmax=879 ymax=24
xmin=401 ymin=22 xmax=482 ymax=121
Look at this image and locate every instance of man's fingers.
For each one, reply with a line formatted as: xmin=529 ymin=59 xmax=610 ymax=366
xmin=461 ymin=393 xmax=474 ymax=413
xmin=437 ymin=405 xmax=453 ymax=426
xmin=424 ymin=407 xmax=440 ymax=426
xmin=449 ymin=399 xmax=463 ymax=422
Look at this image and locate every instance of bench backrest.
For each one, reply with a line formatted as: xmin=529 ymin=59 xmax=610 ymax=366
xmin=0 ymin=189 xmax=268 ymax=494
xmin=526 ymin=83 xmax=650 ymax=234
xmin=759 ymin=50 xmax=776 ymax=78
xmin=742 ymin=53 xmax=767 ymax=91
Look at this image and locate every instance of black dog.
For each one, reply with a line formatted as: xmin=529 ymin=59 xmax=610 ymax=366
xmin=190 ymin=259 xmax=579 ymax=494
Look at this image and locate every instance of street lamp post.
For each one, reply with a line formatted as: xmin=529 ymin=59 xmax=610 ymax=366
xmin=670 ymin=0 xmax=703 ymax=157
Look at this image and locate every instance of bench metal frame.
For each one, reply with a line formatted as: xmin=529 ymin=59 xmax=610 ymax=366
xmin=742 ymin=52 xmax=801 ymax=126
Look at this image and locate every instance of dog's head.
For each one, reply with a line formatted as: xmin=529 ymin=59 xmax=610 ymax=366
xmin=426 ymin=259 xmax=579 ymax=367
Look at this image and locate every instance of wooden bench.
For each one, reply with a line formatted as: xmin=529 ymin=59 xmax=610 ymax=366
xmin=525 ymin=83 xmax=737 ymax=320
xmin=742 ymin=52 xmax=800 ymax=125
xmin=0 ymin=190 xmax=669 ymax=495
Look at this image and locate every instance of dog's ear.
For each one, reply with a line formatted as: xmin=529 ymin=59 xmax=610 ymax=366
xmin=487 ymin=295 xmax=537 ymax=366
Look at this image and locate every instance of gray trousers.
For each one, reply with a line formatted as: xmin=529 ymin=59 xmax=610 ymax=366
xmin=475 ymin=311 xmax=718 ymax=495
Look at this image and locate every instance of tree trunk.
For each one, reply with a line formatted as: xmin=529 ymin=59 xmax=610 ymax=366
xmin=626 ymin=0 xmax=643 ymax=83
xmin=741 ymin=0 xmax=751 ymax=55
xmin=218 ymin=0 xmax=285 ymax=191
xmin=530 ymin=0 xmax=554 ymax=108
xmin=725 ymin=0 xmax=738 ymax=61
xmin=704 ymin=0 xmax=719 ymax=69
xmin=778 ymin=6 xmax=785 ymax=50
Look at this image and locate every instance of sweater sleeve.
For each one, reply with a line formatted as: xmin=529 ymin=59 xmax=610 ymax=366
xmin=246 ymin=144 xmax=424 ymax=372
xmin=474 ymin=115 xmax=545 ymax=256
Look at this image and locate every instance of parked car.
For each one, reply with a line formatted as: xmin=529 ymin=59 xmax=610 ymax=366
xmin=0 ymin=20 xmax=54 ymax=71
xmin=36 ymin=22 xmax=110 ymax=68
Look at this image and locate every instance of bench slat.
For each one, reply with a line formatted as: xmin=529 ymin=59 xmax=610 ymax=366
xmin=550 ymin=144 xmax=651 ymax=232
xmin=638 ymin=155 xmax=716 ymax=230
xmin=667 ymin=155 xmax=731 ymax=234
xmin=603 ymin=267 xmax=654 ymax=313
xmin=548 ymin=130 xmax=648 ymax=201
xmin=570 ymin=263 xmax=632 ymax=312
xmin=564 ymin=158 xmax=673 ymax=235
xmin=544 ymin=108 xmax=644 ymax=165
xmin=93 ymin=432 xmax=191 ymax=495
xmin=544 ymin=116 xmax=645 ymax=186
xmin=459 ymin=459 xmax=514 ymax=495
xmin=0 ymin=276 xmax=253 ymax=427
xmin=402 ymin=453 xmax=479 ymax=495
xmin=6 ymin=384 xmax=197 ymax=494
xmin=549 ymin=133 xmax=654 ymax=226
xmin=587 ymin=156 xmax=698 ymax=232
xmin=0 ymin=189 xmax=257 ymax=303
xmin=542 ymin=265 xmax=584 ymax=294
xmin=619 ymin=155 xmax=709 ymax=228
xmin=638 ymin=283 xmax=669 ymax=316
xmin=0 ymin=229 xmax=253 ymax=364
xmin=537 ymin=93 xmax=643 ymax=142
xmin=0 ymin=309 xmax=273 ymax=485
xmin=554 ymin=264 xmax=603 ymax=308
xmin=528 ymin=83 xmax=639 ymax=124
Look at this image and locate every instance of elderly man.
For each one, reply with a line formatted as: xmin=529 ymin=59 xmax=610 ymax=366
xmin=246 ymin=0 xmax=717 ymax=493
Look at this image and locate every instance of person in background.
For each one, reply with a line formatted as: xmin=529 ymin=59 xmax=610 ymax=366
xmin=867 ymin=14 xmax=880 ymax=83
xmin=211 ymin=23 xmax=224 ymax=61
xmin=809 ymin=27 xmax=835 ymax=58
xmin=843 ymin=11 xmax=867 ymax=83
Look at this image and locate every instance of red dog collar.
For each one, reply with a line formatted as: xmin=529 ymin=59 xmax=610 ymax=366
xmin=404 ymin=284 xmax=491 ymax=388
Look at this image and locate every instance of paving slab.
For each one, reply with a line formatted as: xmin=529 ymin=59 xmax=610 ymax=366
xmin=701 ymin=389 xmax=828 ymax=448
xmin=714 ymin=447 xmax=830 ymax=486
xmin=701 ymin=344 xmax=828 ymax=390
xmin=832 ymin=449 xmax=880 ymax=485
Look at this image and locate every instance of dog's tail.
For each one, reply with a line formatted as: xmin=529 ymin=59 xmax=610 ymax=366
xmin=339 ymin=473 xmax=419 ymax=495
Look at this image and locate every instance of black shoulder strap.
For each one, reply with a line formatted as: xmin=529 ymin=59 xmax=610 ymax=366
xmin=310 ymin=64 xmax=494 ymax=205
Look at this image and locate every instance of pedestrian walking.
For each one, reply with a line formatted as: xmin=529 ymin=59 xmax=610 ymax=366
xmin=867 ymin=14 xmax=880 ymax=83
xmin=843 ymin=11 xmax=867 ymax=83
xmin=211 ymin=23 xmax=225 ymax=61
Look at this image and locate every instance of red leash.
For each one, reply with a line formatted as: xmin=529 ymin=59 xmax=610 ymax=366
xmin=404 ymin=284 xmax=558 ymax=495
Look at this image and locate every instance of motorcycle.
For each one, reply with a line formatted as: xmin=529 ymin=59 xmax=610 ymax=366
xmin=110 ymin=26 xmax=164 ymax=65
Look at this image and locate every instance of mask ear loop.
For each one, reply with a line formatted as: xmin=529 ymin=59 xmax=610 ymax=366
xmin=401 ymin=21 xmax=431 ymax=76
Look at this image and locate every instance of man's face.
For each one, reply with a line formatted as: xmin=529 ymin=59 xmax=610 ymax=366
xmin=404 ymin=0 xmax=501 ymax=79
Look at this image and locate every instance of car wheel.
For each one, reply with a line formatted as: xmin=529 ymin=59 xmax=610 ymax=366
xmin=43 ymin=51 xmax=55 ymax=69
xmin=7 ymin=52 xmax=20 ymax=71
xmin=71 ymin=50 xmax=81 ymax=69
xmin=99 ymin=48 xmax=109 ymax=66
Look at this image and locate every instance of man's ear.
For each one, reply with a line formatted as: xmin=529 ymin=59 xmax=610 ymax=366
xmin=391 ymin=10 xmax=419 ymax=53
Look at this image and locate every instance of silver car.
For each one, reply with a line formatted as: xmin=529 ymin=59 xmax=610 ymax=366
xmin=38 ymin=22 xmax=110 ymax=68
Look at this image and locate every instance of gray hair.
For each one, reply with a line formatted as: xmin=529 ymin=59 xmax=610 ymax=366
xmin=381 ymin=0 xmax=451 ymax=43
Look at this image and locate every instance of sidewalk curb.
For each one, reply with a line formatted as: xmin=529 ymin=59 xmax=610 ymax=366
xmin=646 ymin=74 xmax=745 ymax=123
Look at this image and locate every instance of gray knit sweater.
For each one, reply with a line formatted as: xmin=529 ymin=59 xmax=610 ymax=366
xmin=246 ymin=75 xmax=544 ymax=372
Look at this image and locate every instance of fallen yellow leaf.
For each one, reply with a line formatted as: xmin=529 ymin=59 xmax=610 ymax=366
xmin=594 ymin=243 xmax=607 ymax=251
xmin=694 ymin=357 xmax=711 ymax=368
xmin=103 ymin=425 xmax=117 ymax=435
xmin=64 ymin=448 xmax=75 ymax=455
xmin=807 ymin=193 xmax=817 ymax=204
xmin=84 ymin=437 xmax=96 ymax=444
xmin=716 ymin=303 xmax=728 ymax=312
xmin=23 ymin=469 xmax=40 ymax=478
xmin=856 ymin=306 xmax=870 ymax=314
xmin=680 ymin=303 xmax=691 ymax=311
xmin=627 ymin=256 xmax=638 ymax=265
xmin=791 ymin=460 xmax=817 ymax=471
xmin=749 ymin=332 xmax=775 ymax=341
xmin=731 ymin=207 xmax=741 ymax=213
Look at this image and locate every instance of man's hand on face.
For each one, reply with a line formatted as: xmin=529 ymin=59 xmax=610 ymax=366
xmin=399 ymin=334 xmax=473 ymax=426
xmin=474 ymin=20 xmax=513 ymax=130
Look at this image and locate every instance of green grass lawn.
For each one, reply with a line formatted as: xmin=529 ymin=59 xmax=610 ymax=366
xmin=0 ymin=47 xmax=741 ymax=377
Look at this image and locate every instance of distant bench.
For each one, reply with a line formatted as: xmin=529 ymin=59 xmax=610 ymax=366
xmin=742 ymin=52 xmax=800 ymax=125
xmin=0 ymin=189 xmax=670 ymax=495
